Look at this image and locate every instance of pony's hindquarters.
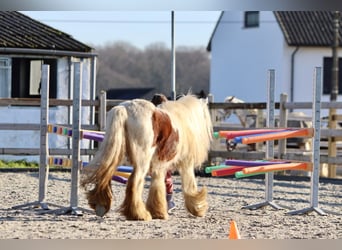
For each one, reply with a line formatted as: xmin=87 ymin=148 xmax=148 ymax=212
xmin=118 ymin=100 xmax=159 ymax=221
xmin=81 ymin=105 xmax=127 ymax=217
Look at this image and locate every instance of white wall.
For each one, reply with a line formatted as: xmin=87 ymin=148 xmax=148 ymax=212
xmin=210 ymin=11 xmax=284 ymax=103
xmin=283 ymin=46 xmax=342 ymax=117
xmin=209 ymin=11 xmax=342 ymax=120
xmin=0 ymin=57 xmax=92 ymax=162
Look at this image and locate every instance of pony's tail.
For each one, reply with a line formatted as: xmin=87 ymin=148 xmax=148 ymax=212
xmin=81 ymin=105 xmax=127 ymax=217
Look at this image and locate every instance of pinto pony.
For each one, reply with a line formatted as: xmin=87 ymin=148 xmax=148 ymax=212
xmin=81 ymin=94 xmax=213 ymax=221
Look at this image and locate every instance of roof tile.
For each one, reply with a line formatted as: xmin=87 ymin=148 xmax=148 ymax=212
xmin=274 ymin=11 xmax=342 ymax=46
xmin=0 ymin=11 xmax=93 ymax=52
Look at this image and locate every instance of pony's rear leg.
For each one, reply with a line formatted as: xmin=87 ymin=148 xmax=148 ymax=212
xmin=179 ymin=164 xmax=208 ymax=217
xmin=146 ymin=168 xmax=168 ymax=220
xmin=120 ymin=165 xmax=152 ymax=221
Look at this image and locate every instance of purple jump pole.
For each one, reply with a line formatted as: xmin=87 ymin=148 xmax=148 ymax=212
xmin=112 ymin=175 xmax=127 ymax=184
xmin=225 ymin=159 xmax=290 ymax=167
xmin=82 ymin=131 xmax=104 ymax=142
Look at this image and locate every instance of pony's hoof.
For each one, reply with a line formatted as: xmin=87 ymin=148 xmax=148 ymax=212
xmin=95 ymin=205 xmax=107 ymax=217
xmin=152 ymin=213 xmax=169 ymax=220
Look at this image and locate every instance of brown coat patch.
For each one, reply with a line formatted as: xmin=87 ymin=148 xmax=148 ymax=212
xmin=152 ymin=110 xmax=179 ymax=161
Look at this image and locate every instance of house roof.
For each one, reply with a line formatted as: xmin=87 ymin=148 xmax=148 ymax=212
xmin=207 ymin=11 xmax=342 ymax=51
xmin=0 ymin=11 xmax=93 ymax=53
xmin=206 ymin=11 xmax=224 ymax=51
xmin=274 ymin=11 xmax=342 ymax=46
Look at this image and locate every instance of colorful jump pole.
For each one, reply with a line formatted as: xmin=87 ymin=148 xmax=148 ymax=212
xmin=237 ymin=128 xmax=314 ymax=144
xmin=217 ymin=128 xmax=288 ymax=139
xmin=242 ymin=162 xmax=312 ymax=175
xmin=211 ymin=166 xmax=245 ymax=177
xmin=225 ymin=159 xmax=289 ymax=167
xmin=117 ymin=166 xmax=133 ymax=173
xmin=114 ymin=171 xmax=131 ymax=179
xmin=205 ymin=165 xmax=229 ymax=174
xmin=234 ymin=171 xmax=266 ymax=179
xmin=48 ymin=157 xmax=72 ymax=167
xmin=48 ymin=124 xmax=106 ymax=142
xmin=112 ymin=175 xmax=128 ymax=184
xmin=81 ymin=131 xmax=105 ymax=142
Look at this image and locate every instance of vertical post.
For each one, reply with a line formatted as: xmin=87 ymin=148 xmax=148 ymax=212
xmin=278 ymin=93 xmax=288 ymax=161
xmin=38 ymin=64 xmax=50 ymax=209
xmin=67 ymin=59 xmax=74 ymax=152
xmin=70 ymin=62 xmax=82 ymax=215
xmin=171 ymin=10 xmax=176 ymax=100
xmin=89 ymin=57 xmax=97 ymax=127
xmin=328 ymin=11 xmax=340 ymax=178
xmin=255 ymin=109 xmax=264 ymax=151
xmin=288 ymin=67 xmax=326 ymax=215
xmin=311 ymin=67 xmax=322 ymax=208
xmin=265 ymin=69 xmax=275 ymax=202
xmin=242 ymin=69 xmax=283 ymax=211
xmin=89 ymin=57 xmax=97 ymax=160
xmin=99 ymin=90 xmax=107 ymax=131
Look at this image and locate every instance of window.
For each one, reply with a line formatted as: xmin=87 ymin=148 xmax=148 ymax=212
xmin=29 ymin=60 xmax=42 ymax=96
xmin=323 ymin=57 xmax=342 ymax=95
xmin=11 ymin=58 xmax=57 ymax=98
xmin=0 ymin=57 xmax=11 ymax=97
xmin=244 ymin=11 xmax=259 ymax=28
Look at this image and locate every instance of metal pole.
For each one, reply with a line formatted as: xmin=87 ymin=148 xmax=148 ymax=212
xmin=288 ymin=67 xmax=326 ymax=215
xmin=99 ymin=90 xmax=107 ymax=131
xmin=70 ymin=61 xmax=82 ymax=215
xmin=278 ymin=93 xmax=288 ymax=161
xmin=265 ymin=70 xmax=275 ymax=202
xmin=171 ymin=11 xmax=176 ymax=100
xmin=242 ymin=69 xmax=283 ymax=210
xmin=328 ymin=11 xmax=339 ymax=178
xmin=89 ymin=57 xmax=97 ymax=161
xmin=311 ymin=67 xmax=323 ymax=209
xmin=331 ymin=11 xmax=340 ymax=102
xmin=38 ymin=64 xmax=50 ymax=209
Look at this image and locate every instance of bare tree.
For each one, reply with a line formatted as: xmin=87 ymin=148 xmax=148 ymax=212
xmin=94 ymin=41 xmax=210 ymax=99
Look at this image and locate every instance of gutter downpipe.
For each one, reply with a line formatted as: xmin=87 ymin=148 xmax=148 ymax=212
xmin=290 ymin=46 xmax=299 ymax=112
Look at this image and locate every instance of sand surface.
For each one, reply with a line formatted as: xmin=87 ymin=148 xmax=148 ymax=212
xmin=0 ymin=171 xmax=341 ymax=239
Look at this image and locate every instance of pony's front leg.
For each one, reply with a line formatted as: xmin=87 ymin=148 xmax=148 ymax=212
xmin=120 ymin=167 xmax=152 ymax=221
xmin=146 ymin=167 xmax=168 ymax=220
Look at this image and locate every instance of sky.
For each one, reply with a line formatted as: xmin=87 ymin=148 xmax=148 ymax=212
xmin=21 ymin=11 xmax=221 ymax=50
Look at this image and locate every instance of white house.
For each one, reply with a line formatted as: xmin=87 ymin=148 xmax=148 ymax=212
xmin=207 ymin=11 xmax=342 ymax=118
xmin=0 ymin=11 xmax=97 ymax=161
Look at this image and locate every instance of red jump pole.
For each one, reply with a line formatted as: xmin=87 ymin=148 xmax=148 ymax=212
xmin=211 ymin=166 xmax=245 ymax=176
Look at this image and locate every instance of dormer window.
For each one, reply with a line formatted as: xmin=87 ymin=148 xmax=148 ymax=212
xmin=244 ymin=11 xmax=259 ymax=28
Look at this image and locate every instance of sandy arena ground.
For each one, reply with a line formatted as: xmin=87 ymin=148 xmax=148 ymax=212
xmin=0 ymin=171 xmax=341 ymax=239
